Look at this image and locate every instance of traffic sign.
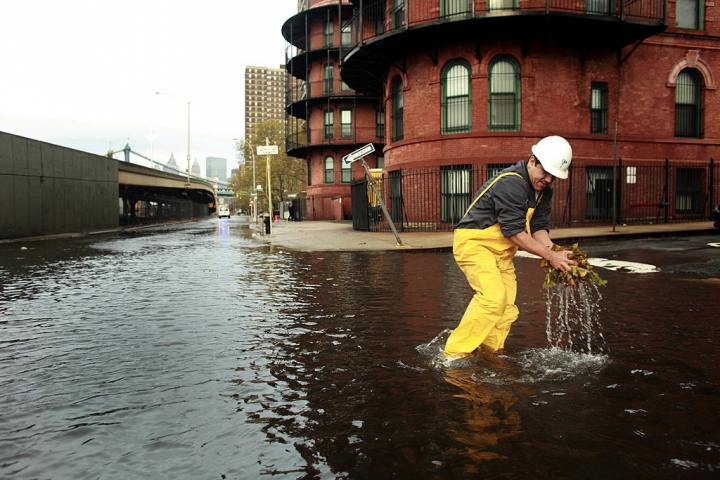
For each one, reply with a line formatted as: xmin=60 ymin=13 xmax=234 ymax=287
xmin=342 ymin=143 xmax=375 ymax=165
xmin=257 ymin=145 xmax=278 ymax=155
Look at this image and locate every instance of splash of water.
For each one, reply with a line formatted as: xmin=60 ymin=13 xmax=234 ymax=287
xmin=544 ymin=281 xmax=607 ymax=354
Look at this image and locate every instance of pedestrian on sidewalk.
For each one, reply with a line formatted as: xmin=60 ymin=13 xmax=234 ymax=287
xmin=445 ymin=136 xmax=577 ymax=358
xmin=288 ymin=201 xmax=295 ymax=222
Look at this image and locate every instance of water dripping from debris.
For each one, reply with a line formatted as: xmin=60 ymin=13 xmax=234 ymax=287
xmin=544 ymin=282 xmax=607 ymax=354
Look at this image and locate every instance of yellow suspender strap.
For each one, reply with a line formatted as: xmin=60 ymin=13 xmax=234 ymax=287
xmin=463 ymin=172 xmax=523 ymax=218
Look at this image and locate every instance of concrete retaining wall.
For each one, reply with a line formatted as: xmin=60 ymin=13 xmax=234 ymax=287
xmin=0 ymin=131 xmax=118 ymax=240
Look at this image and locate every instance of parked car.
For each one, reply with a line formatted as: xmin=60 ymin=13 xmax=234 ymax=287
xmin=218 ymin=205 xmax=231 ymax=219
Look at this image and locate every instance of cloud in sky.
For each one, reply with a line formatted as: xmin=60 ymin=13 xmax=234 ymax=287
xmin=1 ymin=0 xmax=298 ymax=178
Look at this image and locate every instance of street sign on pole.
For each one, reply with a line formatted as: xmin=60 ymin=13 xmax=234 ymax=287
xmin=342 ymin=143 xmax=375 ymax=165
xmin=257 ymin=145 xmax=279 ymax=155
xmin=258 ymin=141 xmax=279 ymax=236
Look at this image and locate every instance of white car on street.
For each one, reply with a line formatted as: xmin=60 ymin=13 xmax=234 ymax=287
xmin=218 ymin=206 xmax=231 ymax=218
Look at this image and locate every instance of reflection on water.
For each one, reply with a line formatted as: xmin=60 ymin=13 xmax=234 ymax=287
xmin=1 ymin=221 xmax=719 ymax=479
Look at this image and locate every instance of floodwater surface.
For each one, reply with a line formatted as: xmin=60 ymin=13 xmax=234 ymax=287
xmin=1 ymin=219 xmax=719 ymax=479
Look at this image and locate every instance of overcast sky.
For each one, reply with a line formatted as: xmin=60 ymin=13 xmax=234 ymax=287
xmin=1 ymin=0 xmax=299 ymax=179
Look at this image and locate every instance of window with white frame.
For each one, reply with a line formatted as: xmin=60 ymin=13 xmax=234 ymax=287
xmin=324 ymin=19 xmax=334 ymax=46
xmin=392 ymin=0 xmax=404 ymax=29
xmin=442 ymin=0 xmax=470 ymax=17
xmin=324 ymin=109 xmax=334 ymax=139
xmin=340 ymin=157 xmax=351 ymax=183
xmin=340 ymin=109 xmax=352 ymax=138
xmin=341 ymin=22 xmax=352 ymax=47
xmin=441 ymin=165 xmax=472 ymax=223
xmin=590 ymin=82 xmax=608 ymax=135
xmin=324 ymin=64 xmax=334 ymax=94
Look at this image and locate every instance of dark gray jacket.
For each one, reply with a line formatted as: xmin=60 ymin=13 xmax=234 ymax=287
xmin=456 ymin=160 xmax=553 ymax=238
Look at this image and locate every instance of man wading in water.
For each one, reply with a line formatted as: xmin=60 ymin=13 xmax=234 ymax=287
xmin=445 ymin=136 xmax=577 ymax=359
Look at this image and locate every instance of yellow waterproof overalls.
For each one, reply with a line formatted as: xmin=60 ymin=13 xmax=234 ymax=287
xmin=445 ymin=173 xmax=542 ymax=356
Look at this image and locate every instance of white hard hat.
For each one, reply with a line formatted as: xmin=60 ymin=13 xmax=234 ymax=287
xmin=531 ymin=136 xmax=572 ymax=179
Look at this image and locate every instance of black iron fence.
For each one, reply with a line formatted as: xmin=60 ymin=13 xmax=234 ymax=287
xmin=351 ymin=158 xmax=718 ymax=231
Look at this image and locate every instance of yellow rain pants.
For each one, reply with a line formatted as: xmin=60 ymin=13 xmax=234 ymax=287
xmin=445 ymin=176 xmax=538 ymax=356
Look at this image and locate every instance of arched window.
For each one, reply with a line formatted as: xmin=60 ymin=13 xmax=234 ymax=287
xmin=675 ymin=68 xmax=702 ymax=138
xmin=442 ymin=60 xmax=471 ymax=134
xmin=324 ymin=156 xmax=335 ymax=184
xmin=488 ymin=56 xmax=520 ymax=131
xmin=392 ymin=76 xmax=404 ymax=142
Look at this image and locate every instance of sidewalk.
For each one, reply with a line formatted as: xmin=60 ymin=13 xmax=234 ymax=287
xmin=255 ymin=218 xmax=718 ymax=252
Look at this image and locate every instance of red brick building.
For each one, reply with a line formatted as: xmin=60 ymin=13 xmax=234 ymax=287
xmin=283 ymin=0 xmax=385 ymax=221
xmin=285 ymin=0 xmax=719 ymax=227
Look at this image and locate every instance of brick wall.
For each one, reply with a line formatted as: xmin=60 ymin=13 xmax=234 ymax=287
xmin=383 ymin=34 xmax=718 ymax=171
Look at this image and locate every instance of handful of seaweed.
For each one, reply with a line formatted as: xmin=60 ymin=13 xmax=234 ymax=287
xmin=540 ymin=243 xmax=607 ymax=288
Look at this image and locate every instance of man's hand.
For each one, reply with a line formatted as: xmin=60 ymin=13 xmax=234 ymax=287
xmin=546 ymin=248 xmax=577 ymax=272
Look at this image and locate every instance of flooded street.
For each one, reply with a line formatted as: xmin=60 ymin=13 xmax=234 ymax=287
xmin=1 ymin=218 xmax=719 ymax=479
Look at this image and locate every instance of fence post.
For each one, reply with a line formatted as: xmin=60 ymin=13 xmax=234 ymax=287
xmin=617 ymin=156 xmax=623 ymax=226
xmin=568 ymin=163 xmax=574 ymax=227
xmin=664 ymin=157 xmax=669 ymax=223
xmin=711 ymin=157 xmax=715 ymax=219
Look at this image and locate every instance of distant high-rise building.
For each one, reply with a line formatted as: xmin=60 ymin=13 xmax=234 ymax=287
xmin=244 ymin=65 xmax=286 ymax=142
xmin=191 ymin=158 xmax=201 ymax=177
xmin=206 ymin=157 xmax=227 ymax=181
xmin=163 ymin=153 xmax=179 ymax=174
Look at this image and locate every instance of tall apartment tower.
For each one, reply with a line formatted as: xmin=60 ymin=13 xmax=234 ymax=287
xmin=282 ymin=0 xmax=384 ymax=221
xmin=244 ymin=65 xmax=287 ymax=143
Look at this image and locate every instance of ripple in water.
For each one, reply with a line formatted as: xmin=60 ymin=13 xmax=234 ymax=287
xmin=416 ymin=328 xmax=609 ymax=385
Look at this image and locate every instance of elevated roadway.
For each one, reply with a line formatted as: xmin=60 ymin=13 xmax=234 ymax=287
xmin=118 ymin=161 xmax=217 ymax=224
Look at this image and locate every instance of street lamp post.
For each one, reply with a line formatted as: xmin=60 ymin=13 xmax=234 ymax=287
xmin=251 ymin=147 xmax=257 ymax=223
xmin=186 ymin=101 xmax=190 ymax=185
xmin=234 ymin=138 xmax=258 ymax=223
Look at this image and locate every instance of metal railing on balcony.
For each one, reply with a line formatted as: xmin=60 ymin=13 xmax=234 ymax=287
xmin=286 ymin=79 xmax=357 ymax=106
xmin=342 ymin=0 xmax=666 ymax=51
xmin=351 ymin=157 xmax=717 ymax=232
xmin=286 ymin=124 xmax=383 ymax=153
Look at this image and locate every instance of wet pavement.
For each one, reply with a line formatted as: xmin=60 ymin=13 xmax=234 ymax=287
xmin=1 ymin=217 xmax=719 ymax=479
